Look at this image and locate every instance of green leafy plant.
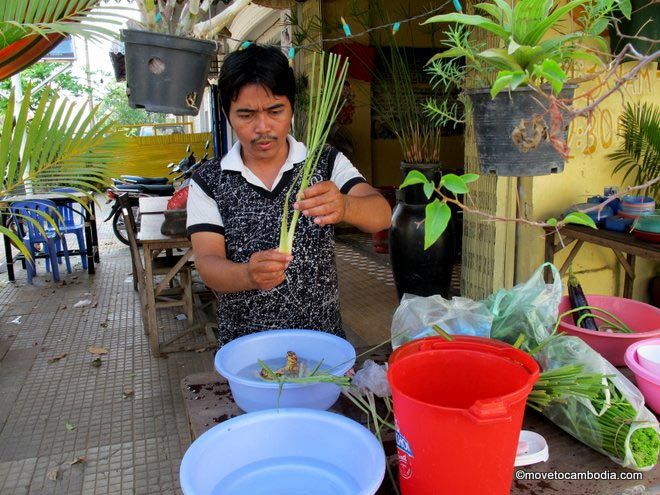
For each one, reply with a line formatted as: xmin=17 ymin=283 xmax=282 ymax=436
xmin=279 ymin=51 xmax=349 ymax=254
xmin=399 ymin=169 xmax=596 ymax=249
xmin=0 ymin=0 xmax=122 ymax=49
xmin=0 ymin=86 xmax=131 ymax=260
xmin=372 ymin=39 xmax=443 ymax=164
xmin=423 ymin=0 xmax=629 ymax=101
xmin=608 ymin=102 xmax=660 ymax=199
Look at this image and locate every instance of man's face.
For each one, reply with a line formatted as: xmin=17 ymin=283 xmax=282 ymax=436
xmin=228 ymin=83 xmax=293 ymax=161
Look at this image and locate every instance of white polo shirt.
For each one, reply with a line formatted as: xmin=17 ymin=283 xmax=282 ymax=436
xmin=187 ymin=135 xmax=365 ymax=233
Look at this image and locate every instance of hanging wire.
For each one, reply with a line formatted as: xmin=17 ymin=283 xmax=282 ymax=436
xmin=219 ymin=0 xmax=454 ymax=52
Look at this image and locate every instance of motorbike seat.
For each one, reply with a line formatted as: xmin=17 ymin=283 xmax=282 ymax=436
xmin=120 ymin=175 xmax=169 ymax=185
xmin=113 ymin=183 xmax=175 ymax=195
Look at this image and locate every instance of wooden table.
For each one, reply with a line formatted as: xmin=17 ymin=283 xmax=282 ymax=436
xmin=181 ymin=346 xmax=659 ymax=495
xmin=545 ymin=225 xmax=660 ymax=298
xmin=1 ymin=192 xmax=100 ymax=281
xmin=137 ymin=212 xmax=215 ymax=356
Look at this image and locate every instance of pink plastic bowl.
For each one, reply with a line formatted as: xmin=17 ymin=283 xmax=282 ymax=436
xmin=557 ymin=295 xmax=660 ymax=366
xmin=624 ymin=339 xmax=660 ymax=414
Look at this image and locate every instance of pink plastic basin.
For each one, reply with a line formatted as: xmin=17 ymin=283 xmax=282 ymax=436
xmin=557 ymin=295 xmax=660 ymax=366
xmin=624 ymin=339 xmax=660 ymax=414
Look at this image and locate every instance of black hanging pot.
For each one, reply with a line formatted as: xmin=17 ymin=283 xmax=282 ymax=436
xmin=122 ymin=29 xmax=217 ymax=116
xmin=467 ymin=85 xmax=576 ymax=176
xmin=109 ymin=50 xmax=125 ymax=82
xmin=609 ymin=0 xmax=659 ymax=57
xmin=389 ymin=163 xmax=456 ymax=299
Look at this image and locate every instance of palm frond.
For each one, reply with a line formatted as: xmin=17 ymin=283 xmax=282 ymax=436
xmin=0 ymin=0 xmax=124 ymax=50
xmin=0 ymin=85 xmax=138 ymax=257
xmin=608 ymin=102 xmax=660 ymax=199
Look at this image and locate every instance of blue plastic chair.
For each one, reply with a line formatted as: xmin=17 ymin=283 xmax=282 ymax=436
xmin=50 ymin=188 xmax=87 ymax=270
xmin=10 ymin=200 xmax=69 ymax=283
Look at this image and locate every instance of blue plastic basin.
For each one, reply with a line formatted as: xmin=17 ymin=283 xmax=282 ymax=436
xmin=180 ymin=409 xmax=386 ymax=495
xmin=214 ymin=329 xmax=356 ymax=412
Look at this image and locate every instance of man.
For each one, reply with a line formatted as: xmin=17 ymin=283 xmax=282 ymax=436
xmin=186 ymin=45 xmax=391 ymax=345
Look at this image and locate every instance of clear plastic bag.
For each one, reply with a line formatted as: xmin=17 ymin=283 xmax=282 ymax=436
xmin=390 ymin=294 xmax=492 ymax=350
xmin=485 ymin=263 xmax=659 ymax=470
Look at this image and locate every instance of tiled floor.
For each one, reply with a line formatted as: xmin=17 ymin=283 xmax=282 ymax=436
xmin=0 ymin=206 xmax=459 ymax=494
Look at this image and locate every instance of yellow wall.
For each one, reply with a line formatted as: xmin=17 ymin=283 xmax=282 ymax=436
xmin=515 ymin=64 xmax=659 ymax=300
xmin=112 ymin=133 xmax=212 ymax=179
xmin=372 ymin=135 xmax=465 ymax=186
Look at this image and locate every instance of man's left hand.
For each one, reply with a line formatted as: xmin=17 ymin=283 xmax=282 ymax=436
xmin=294 ymin=181 xmax=347 ymax=227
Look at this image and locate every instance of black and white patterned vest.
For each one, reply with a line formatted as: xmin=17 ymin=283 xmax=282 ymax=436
xmin=193 ymin=145 xmax=344 ymax=345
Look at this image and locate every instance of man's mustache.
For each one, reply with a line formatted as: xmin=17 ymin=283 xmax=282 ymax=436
xmin=251 ymin=135 xmax=278 ymax=144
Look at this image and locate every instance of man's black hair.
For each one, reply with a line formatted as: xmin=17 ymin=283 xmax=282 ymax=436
xmin=218 ymin=44 xmax=295 ymax=117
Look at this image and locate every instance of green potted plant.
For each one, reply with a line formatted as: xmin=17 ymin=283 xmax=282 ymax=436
xmin=423 ymin=0 xmax=629 ymax=176
xmin=123 ymin=0 xmax=250 ymax=116
xmin=371 ymin=40 xmax=458 ymax=298
xmin=608 ymin=101 xmax=659 ymax=200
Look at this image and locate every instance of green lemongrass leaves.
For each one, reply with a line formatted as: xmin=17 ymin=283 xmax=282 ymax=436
xmin=279 ymin=51 xmax=348 ymax=254
xmin=553 ymin=306 xmax=634 ymax=333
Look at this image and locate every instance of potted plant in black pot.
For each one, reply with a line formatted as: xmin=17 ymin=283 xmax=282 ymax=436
xmin=371 ymin=39 xmax=461 ymax=299
xmin=124 ymin=0 xmax=250 ymax=116
xmin=423 ymin=0 xmax=627 ymax=176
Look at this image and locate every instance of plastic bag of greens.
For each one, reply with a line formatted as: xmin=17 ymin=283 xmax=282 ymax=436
xmin=536 ymin=335 xmax=659 ymax=470
xmin=390 ymin=293 xmax=492 ymax=349
xmin=485 ymin=263 xmax=659 ymax=471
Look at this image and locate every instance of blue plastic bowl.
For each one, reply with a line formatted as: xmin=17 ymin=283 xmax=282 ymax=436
xmin=180 ymin=409 xmax=386 ymax=495
xmin=214 ymin=329 xmax=356 ymax=412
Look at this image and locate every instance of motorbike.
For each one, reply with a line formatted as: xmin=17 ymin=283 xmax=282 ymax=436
xmin=105 ymin=143 xmax=209 ymax=245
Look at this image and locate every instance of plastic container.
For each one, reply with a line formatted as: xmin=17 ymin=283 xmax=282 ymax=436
xmin=214 ymin=329 xmax=356 ymax=412
xmin=621 ymin=195 xmax=655 ymax=212
xmin=637 ymin=343 xmax=660 ymax=376
xmin=388 ymin=336 xmax=539 ymax=495
xmin=564 ymin=203 xmax=614 ymax=226
xmin=634 ymin=210 xmax=660 ymax=233
xmin=624 ymin=339 xmax=660 ymax=414
xmin=557 ymin=295 xmax=660 ymax=366
xmin=515 ymin=430 xmax=549 ymax=467
xmin=180 ymin=409 xmax=386 ymax=495
xmin=604 ymin=215 xmax=633 ymax=233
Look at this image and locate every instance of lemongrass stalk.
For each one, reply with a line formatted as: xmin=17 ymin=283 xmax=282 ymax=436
xmin=553 ymin=306 xmax=634 ymax=334
xmin=279 ymin=52 xmax=349 ymax=254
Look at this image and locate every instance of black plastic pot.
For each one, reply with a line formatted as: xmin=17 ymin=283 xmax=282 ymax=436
xmin=467 ymin=85 xmax=576 ymax=176
xmin=109 ymin=51 xmax=125 ymax=82
xmin=609 ymin=0 xmax=659 ymax=57
xmin=122 ymin=29 xmax=217 ymax=116
xmin=389 ymin=163 xmax=456 ymax=299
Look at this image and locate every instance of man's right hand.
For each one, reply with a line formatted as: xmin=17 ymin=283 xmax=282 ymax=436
xmin=247 ymin=249 xmax=293 ymax=291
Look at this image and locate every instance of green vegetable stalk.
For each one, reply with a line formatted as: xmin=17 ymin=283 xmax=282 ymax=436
xmin=279 ymin=51 xmax=349 ymax=254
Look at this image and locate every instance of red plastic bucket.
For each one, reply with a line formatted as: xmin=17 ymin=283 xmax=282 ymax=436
xmin=388 ymin=336 xmax=539 ymax=495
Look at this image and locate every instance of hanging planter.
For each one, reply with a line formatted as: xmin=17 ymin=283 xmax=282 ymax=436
xmin=122 ymin=29 xmax=217 ymax=116
xmin=467 ymin=85 xmax=576 ymax=177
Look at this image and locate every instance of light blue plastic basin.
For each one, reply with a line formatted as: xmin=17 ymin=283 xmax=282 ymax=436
xmin=214 ymin=329 xmax=356 ymax=412
xmin=180 ymin=409 xmax=386 ymax=495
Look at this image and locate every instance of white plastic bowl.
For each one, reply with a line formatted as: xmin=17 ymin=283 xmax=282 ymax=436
xmin=180 ymin=409 xmax=386 ymax=495
xmin=637 ymin=344 xmax=660 ymax=376
xmin=214 ymin=329 xmax=356 ymax=412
